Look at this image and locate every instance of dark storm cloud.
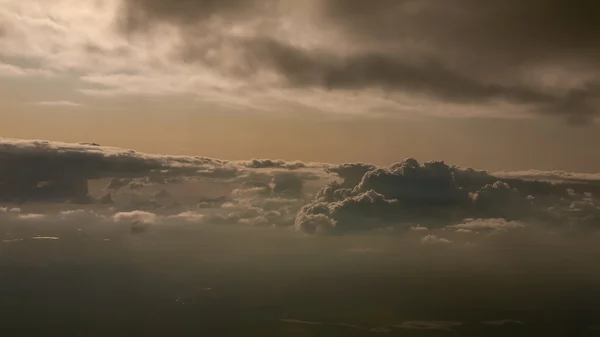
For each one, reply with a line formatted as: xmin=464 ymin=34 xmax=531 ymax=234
xmin=243 ymin=38 xmax=557 ymax=104
xmin=117 ymin=0 xmax=277 ymax=33
xmin=320 ymin=0 xmax=600 ymax=122
xmin=115 ymin=0 xmax=600 ymax=123
xmin=0 ymin=138 xmax=322 ymax=202
xmin=324 ymin=0 xmax=600 ymax=62
xmin=296 ymin=158 xmax=600 ymax=234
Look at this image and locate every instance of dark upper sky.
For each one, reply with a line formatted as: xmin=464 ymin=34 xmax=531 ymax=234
xmin=116 ymin=0 xmax=600 ymax=124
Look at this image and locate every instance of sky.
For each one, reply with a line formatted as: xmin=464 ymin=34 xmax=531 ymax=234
xmin=1 ymin=0 xmax=600 ymax=172
xmin=2 ymin=2 xmax=600 ymax=333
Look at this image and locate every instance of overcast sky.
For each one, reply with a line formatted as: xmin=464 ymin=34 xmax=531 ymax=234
xmin=1 ymin=0 xmax=599 ymax=171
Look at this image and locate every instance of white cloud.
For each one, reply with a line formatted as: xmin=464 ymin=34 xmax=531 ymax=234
xmin=421 ymin=235 xmax=452 ymax=245
xmin=17 ymin=213 xmax=46 ymax=220
xmin=449 ymin=219 xmax=524 ymax=231
xmin=113 ymin=211 xmax=157 ymax=224
xmin=0 ymin=207 xmax=20 ymax=213
xmin=2 ymin=238 xmax=23 ymax=243
xmin=169 ymin=211 xmax=206 ymax=222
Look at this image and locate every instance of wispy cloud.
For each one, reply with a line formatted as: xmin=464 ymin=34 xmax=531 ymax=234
xmin=35 ymin=100 xmax=82 ymax=107
xmin=0 ymin=62 xmax=54 ymax=78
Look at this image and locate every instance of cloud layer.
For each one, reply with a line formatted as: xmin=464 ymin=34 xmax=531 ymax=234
xmin=2 ymin=0 xmax=599 ymax=121
xmin=1 ymin=137 xmax=599 ymax=238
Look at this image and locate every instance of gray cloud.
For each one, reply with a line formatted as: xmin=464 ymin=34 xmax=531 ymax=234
xmin=0 ymin=138 xmax=324 ymax=203
xmin=296 ymin=158 xmax=600 ymax=234
xmin=115 ymin=0 xmax=600 ymax=123
xmin=324 ymin=0 xmax=600 ymax=60
xmin=117 ymin=0 xmax=275 ymax=33
xmin=3 ymin=138 xmax=600 ymax=235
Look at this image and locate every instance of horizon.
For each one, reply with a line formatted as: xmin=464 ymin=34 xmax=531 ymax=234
xmin=2 ymin=1 xmax=600 ymax=336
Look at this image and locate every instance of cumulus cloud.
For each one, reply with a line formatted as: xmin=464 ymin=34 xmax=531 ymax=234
xmin=2 ymin=1 xmax=599 ymax=121
xmin=421 ymin=235 xmax=452 ymax=245
xmin=113 ymin=211 xmax=157 ymax=226
xmin=296 ymin=160 xmax=469 ymax=233
xmin=2 ymin=137 xmax=600 ymax=237
xmin=112 ymin=210 xmax=155 ymax=222
xmin=296 ymin=158 xmax=600 ymax=234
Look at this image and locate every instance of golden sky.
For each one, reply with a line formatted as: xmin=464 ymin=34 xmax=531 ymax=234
xmin=2 ymin=95 xmax=599 ymax=172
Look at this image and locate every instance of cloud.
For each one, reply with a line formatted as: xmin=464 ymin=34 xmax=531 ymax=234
xmin=449 ymin=219 xmax=524 ymax=232
xmin=2 ymin=137 xmax=600 ymax=236
xmin=492 ymin=169 xmax=600 ymax=183
xmin=0 ymin=137 xmax=325 ymax=202
xmin=169 ymin=211 xmax=205 ymax=222
xmin=113 ymin=210 xmax=157 ymax=224
xmin=109 ymin=0 xmax=600 ymax=123
xmin=17 ymin=213 xmax=46 ymax=221
xmin=0 ymin=62 xmax=54 ymax=77
xmin=2 ymin=1 xmax=599 ymax=122
xmin=296 ymin=158 xmax=600 ymax=234
xmin=117 ymin=0 xmax=275 ymax=32
xmin=0 ymin=207 xmax=20 ymax=213
xmin=35 ymin=100 xmax=82 ymax=107
xmin=421 ymin=235 xmax=452 ymax=245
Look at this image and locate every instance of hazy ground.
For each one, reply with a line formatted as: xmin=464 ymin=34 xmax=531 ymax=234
xmin=2 ymin=220 xmax=600 ymax=337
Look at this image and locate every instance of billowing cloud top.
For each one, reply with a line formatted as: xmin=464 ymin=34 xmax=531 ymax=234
xmin=1 ymin=0 xmax=599 ymax=121
xmin=1 ymin=137 xmax=599 ymax=237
